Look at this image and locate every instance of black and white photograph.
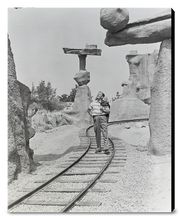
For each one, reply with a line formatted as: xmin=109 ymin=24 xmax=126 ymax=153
xmin=7 ymin=6 xmax=174 ymax=213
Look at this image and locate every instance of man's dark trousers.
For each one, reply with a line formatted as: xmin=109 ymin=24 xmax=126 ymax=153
xmin=93 ymin=115 xmax=108 ymax=151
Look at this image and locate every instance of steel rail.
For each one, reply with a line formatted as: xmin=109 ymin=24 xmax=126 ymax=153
xmin=60 ymin=132 xmax=115 ymax=212
xmin=60 ymin=117 xmax=149 ymax=212
xmin=8 ymin=125 xmax=93 ymax=210
xmin=8 ymin=118 xmax=148 ymax=211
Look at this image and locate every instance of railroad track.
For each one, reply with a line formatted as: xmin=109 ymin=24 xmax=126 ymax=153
xmin=8 ymin=118 xmax=148 ymax=212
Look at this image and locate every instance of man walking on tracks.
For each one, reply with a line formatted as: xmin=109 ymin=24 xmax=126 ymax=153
xmin=88 ymin=91 xmax=110 ymax=154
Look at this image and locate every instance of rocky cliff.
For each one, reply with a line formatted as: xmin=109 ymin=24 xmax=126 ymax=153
xmin=8 ymin=36 xmax=36 ymax=184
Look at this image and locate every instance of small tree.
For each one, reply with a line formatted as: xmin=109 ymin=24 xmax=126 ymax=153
xmin=31 ymin=80 xmax=57 ymax=111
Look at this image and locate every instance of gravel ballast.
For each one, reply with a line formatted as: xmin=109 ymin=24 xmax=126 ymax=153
xmin=8 ymin=124 xmax=171 ymax=212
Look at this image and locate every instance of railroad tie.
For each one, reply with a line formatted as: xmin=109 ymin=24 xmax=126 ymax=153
xmin=35 ymin=179 xmax=117 ymax=183
xmin=20 ymin=188 xmax=110 ymax=193
xmin=22 ymin=200 xmax=102 ymax=206
xmin=35 ymin=179 xmax=92 ymax=183
xmin=46 ymin=171 xmax=99 ymax=175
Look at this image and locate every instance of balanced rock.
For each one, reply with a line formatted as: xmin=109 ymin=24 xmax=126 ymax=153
xmin=104 ymin=9 xmax=171 ymax=46
xmin=74 ymin=70 xmax=90 ymax=86
xmin=100 ymin=8 xmax=129 ymax=33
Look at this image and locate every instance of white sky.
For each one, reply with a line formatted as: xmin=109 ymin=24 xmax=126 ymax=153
xmin=8 ymin=7 xmax=169 ymax=101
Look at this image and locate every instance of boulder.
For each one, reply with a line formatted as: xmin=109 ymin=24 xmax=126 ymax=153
xmin=109 ymin=97 xmax=149 ymax=122
xmin=74 ymin=70 xmax=90 ymax=86
xmin=100 ymin=8 xmax=129 ymax=33
xmin=148 ymin=39 xmax=171 ymax=155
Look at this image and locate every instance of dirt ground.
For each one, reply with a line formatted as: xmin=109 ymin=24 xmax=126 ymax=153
xmin=7 ymin=123 xmax=172 ymax=213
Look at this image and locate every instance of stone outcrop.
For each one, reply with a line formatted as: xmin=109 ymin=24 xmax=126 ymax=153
xmin=72 ymin=85 xmax=93 ymax=125
xmin=148 ymin=39 xmax=171 ymax=155
xmin=121 ymin=80 xmax=137 ymax=98
xmin=124 ymin=50 xmax=158 ymax=103
xmin=100 ymin=8 xmax=129 ymax=33
xmin=8 ymin=36 xmax=36 ymax=184
xmin=109 ymin=54 xmax=149 ymax=121
xmin=109 ymin=49 xmax=159 ymax=122
xmin=104 ymin=9 xmax=171 ymax=46
xmin=109 ymin=97 xmax=149 ymax=122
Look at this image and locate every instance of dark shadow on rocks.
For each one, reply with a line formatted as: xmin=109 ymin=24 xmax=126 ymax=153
xmin=33 ymin=145 xmax=79 ymax=162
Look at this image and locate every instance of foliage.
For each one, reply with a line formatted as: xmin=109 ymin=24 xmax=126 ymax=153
xmin=58 ymin=84 xmax=78 ymax=102
xmin=31 ymin=80 xmax=56 ymax=111
xmin=30 ymin=81 xmax=78 ymax=112
xmin=58 ymin=94 xmax=69 ymax=102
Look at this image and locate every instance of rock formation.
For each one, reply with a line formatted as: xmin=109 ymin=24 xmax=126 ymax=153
xmin=8 ymin=36 xmax=36 ymax=184
xmin=100 ymin=8 xmax=129 ymax=33
xmin=63 ymin=44 xmax=101 ymax=126
xmin=121 ymin=80 xmax=135 ymax=98
xmin=74 ymin=69 xmax=90 ymax=86
xmin=31 ymin=110 xmax=74 ymax=132
xmin=109 ymin=76 xmax=149 ymax=121
xmin=148 ymin=39 xmax=171 ymax=155
xmin=101 ymin=8 xmax=172 ymax=156
xmin=109 ymin=97 xmax=149 ymax=122
xmin=124 ymin=50 xmax=158 ymax=103
xmin=109 ymin=49 xmax=159 ymax=122
xmin=72 ymin=85 xmax=93 ymax=125
xmin=104 ymin=9 xmax=171 ymax=46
